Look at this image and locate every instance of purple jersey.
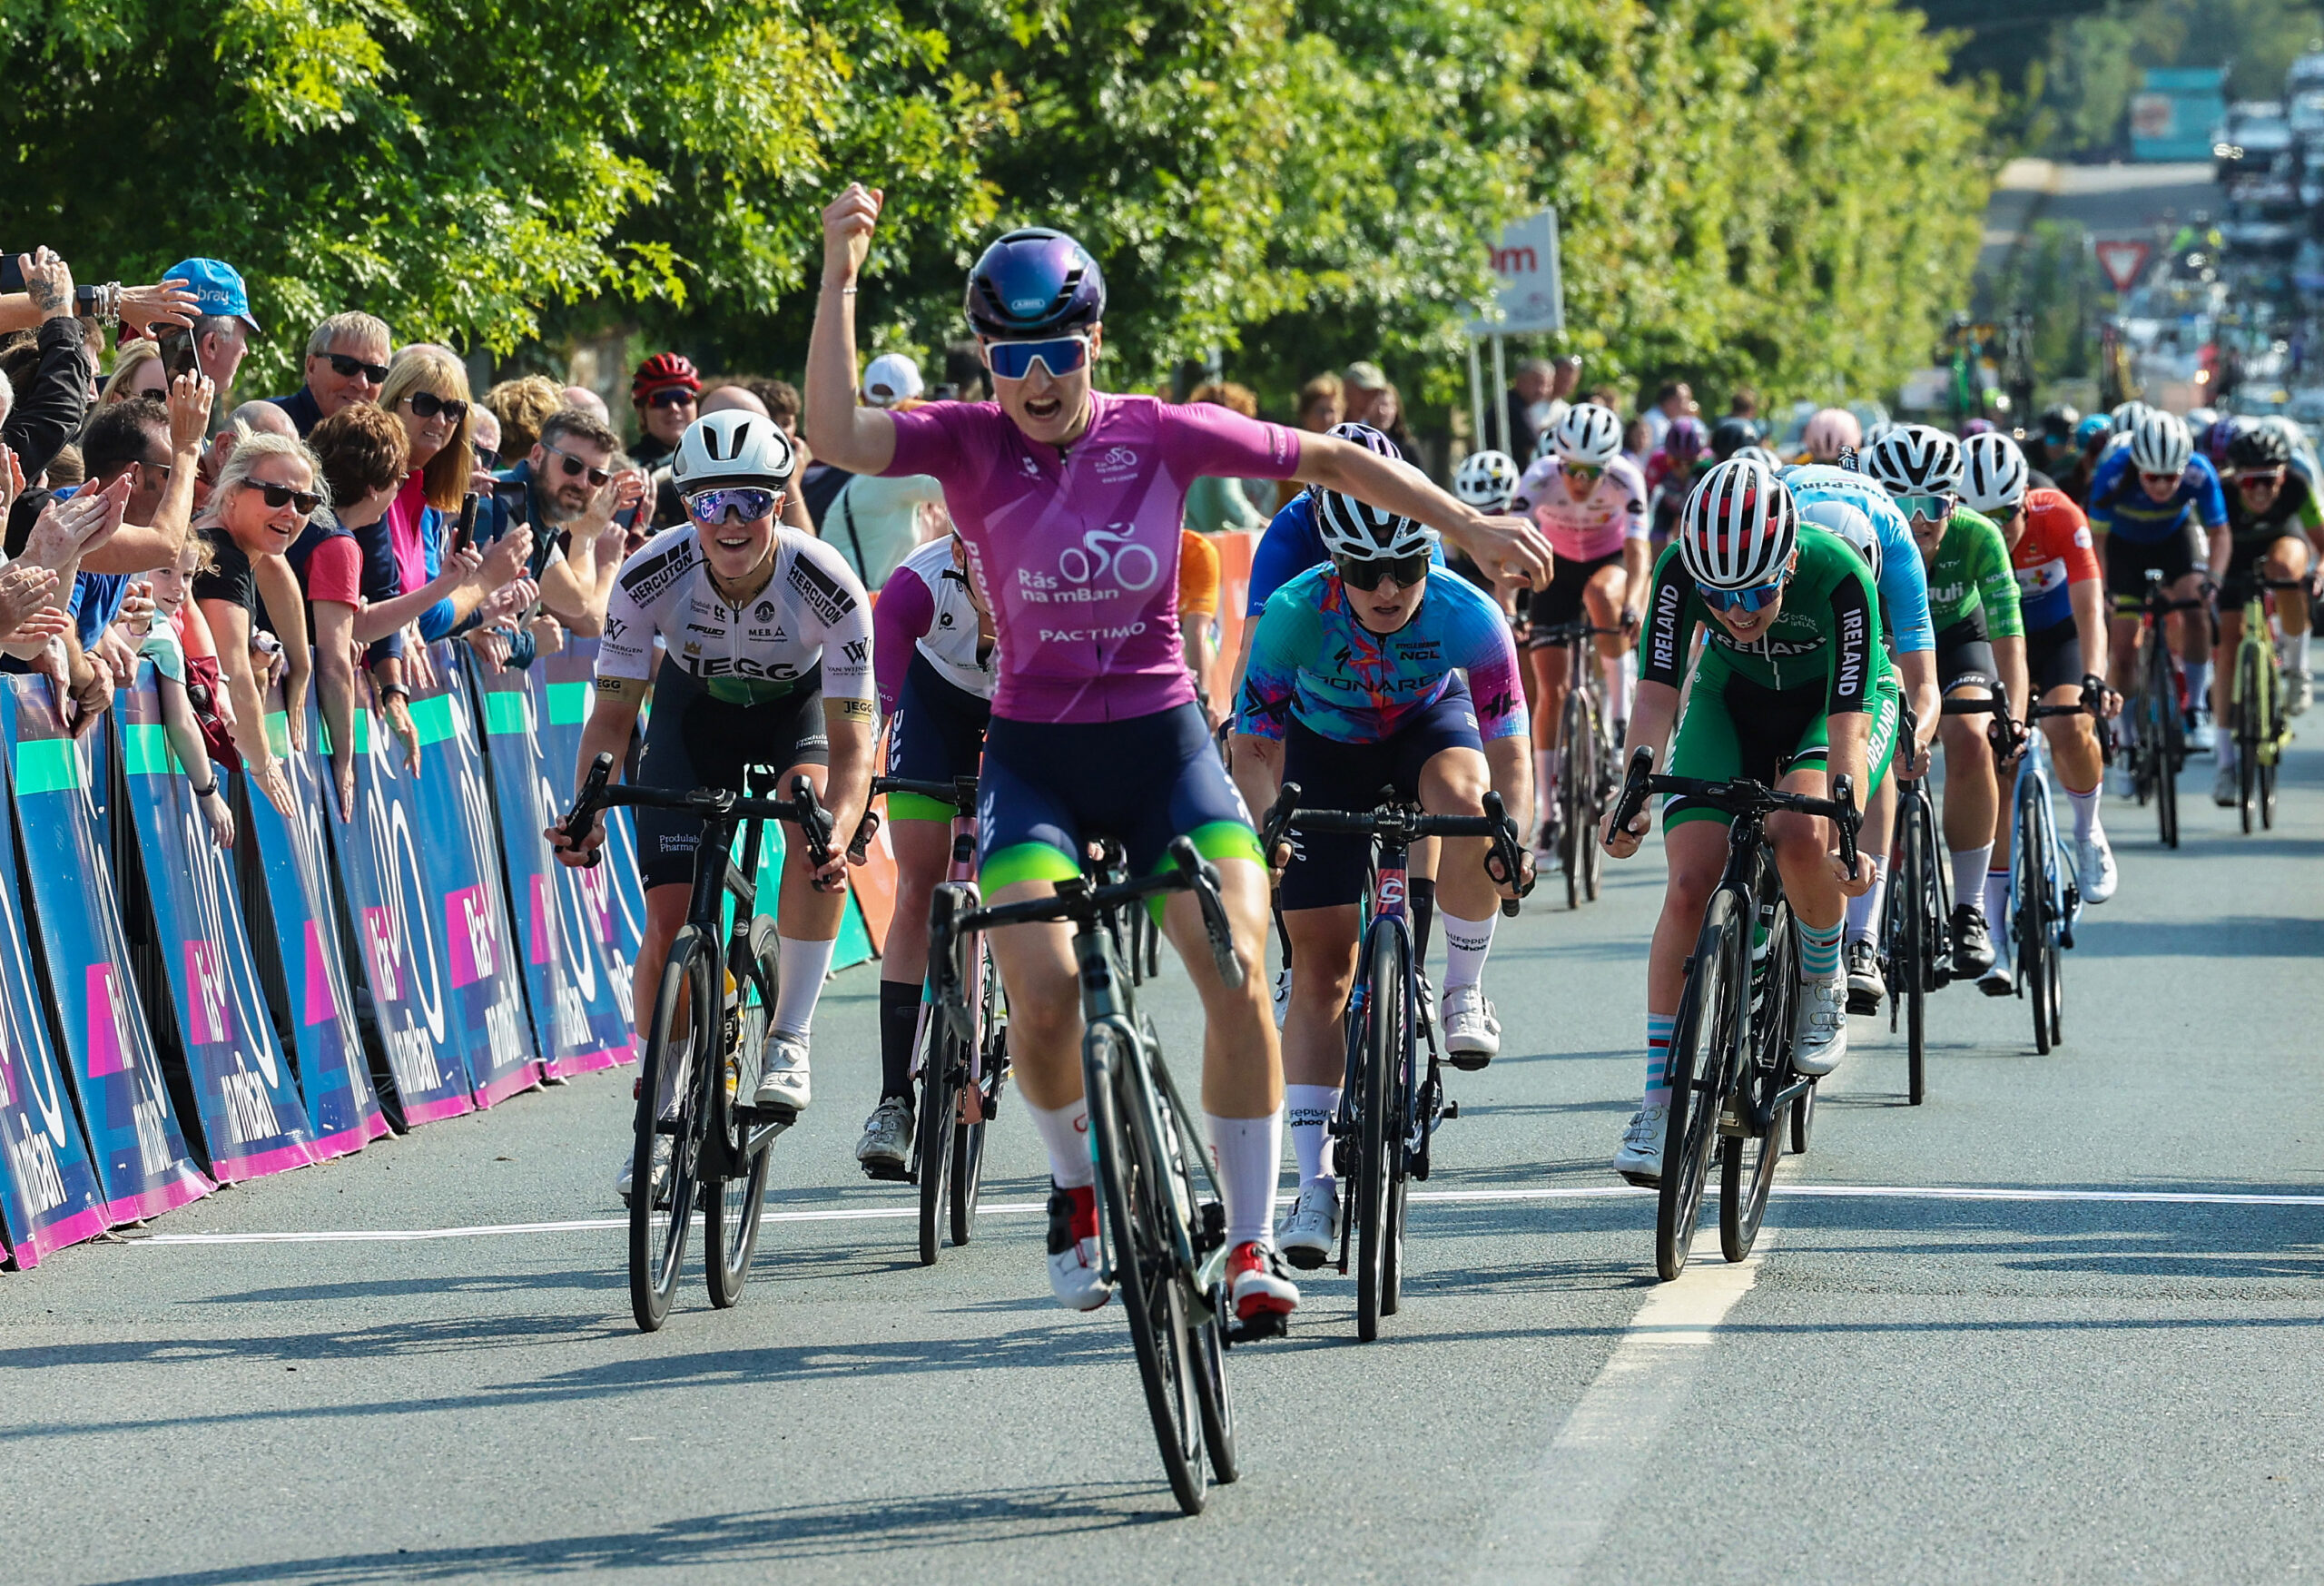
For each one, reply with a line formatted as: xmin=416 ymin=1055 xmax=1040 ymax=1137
xmin=884 ymin=394 xmax=1302 ymax=723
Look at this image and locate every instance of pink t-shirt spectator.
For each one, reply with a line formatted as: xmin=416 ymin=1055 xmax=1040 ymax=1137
xmin=882 ymin=393 xmax=1301 ymax=723
xmin=386 ymin=473 xmax=433 ymax=596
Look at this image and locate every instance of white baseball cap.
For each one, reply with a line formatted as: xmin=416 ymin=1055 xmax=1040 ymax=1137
xmin=862 ymin=352 xmax=925 ymax=407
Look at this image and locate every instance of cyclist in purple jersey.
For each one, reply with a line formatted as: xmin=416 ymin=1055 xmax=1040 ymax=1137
xmin=806 ymin=182 xmax=1551 ymax=1324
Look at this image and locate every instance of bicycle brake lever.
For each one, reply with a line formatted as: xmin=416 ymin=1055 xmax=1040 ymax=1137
xmin=1167 ymin=835 xmax=1245 ymax=991
xmin=845 ymin=805 xmax=881 ymax=865
xmin=563 ymin=752 xmax=614 ymax=868
xmin=1830 ymin=773 xmax=1858 ymax=873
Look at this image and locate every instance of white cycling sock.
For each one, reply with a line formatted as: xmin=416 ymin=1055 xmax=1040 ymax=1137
xmin=1207 ymin=1112 xmax=1285 ymax=1249
xmin=2288 ymin=628 xmax=2311 ymax=675
xmin=1028 ymin=1098 xmax=1094 ymax=1190
xmin=2184 ymin=659 xmax=2211 ymax=714
xmin=1845 ymin=854 xmax=1888 ymax=945
xmin=1948 ymin=845 xmax=1992 ymax=916
xmin=1983 ymin=868 xmax=2010 ymax=935
xmin=1285 ymin=1084 xmax=1339 ymax=1188
xmin=773 ymin=935 xmax=836 ymax=1038
xmin=1440 ymin=909 xmax=1495 ymax=990
xmin=2064 ymin=781 xmax=2102 ymax=842
xmin=1600 ymin=650 xmax=1630 ymax=723
xmin=1533 ymin=748 xmax=1557 ymax=824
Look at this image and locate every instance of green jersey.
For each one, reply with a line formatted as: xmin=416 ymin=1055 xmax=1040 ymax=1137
xmin=1926 ymin=506 xmax=2023 ymax=638
xmin=1641 ymin=527 xmax=1893 ymax=713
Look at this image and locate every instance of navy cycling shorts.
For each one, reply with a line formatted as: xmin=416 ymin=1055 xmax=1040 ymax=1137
xmin=887 ymin=651 xmax=991 ymax=821
xmin=977 ymin=703 xmax=1260 ymax=890
xmin=1278 ymin=677 xmax=1482 ymax=911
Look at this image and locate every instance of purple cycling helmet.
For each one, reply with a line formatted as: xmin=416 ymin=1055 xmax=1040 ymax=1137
xmin=1664 ymin=416 xmax=1709 ymax=461
xmin=964 ymin=227 xmax=1107 ymax=339
xmin=1328 ymin=420 xmax=1403 ymax=461
xmin=1961 ymin=418 xmax=1996 ymax=437
xmin=2203 ymin=414 xmax=2254 ymax=466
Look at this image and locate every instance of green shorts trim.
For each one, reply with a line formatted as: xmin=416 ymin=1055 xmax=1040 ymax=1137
xmin=979 ymin=841 xmax=1082 ymax=892
xmin=886 ymin=791 xmax=957 ymax=823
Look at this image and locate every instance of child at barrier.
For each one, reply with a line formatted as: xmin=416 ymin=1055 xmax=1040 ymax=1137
xmin=132 ymin=536 xmax=236 ymax=848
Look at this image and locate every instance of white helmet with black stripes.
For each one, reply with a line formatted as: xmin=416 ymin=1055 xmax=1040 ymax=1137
xmin=2126 ymin=409 xmax=2192 ymax=478
xmin=1863 ymin=423 xmax=1963 ymax=495
xmin=1679 ymin=458 xmax=1797 ymax=590
xmin=1959 ymin=432 xmax=2030 ymax=514
xmin=672 ymin=409 xmax=797 ymax=494
xmin=1453 ymin=448 xmax=1521 ymax=511
xmin=1551 ymin=402 xmax=1624 ymax=468
xmin=1316 ymin=483 xmax=1433 ymax=561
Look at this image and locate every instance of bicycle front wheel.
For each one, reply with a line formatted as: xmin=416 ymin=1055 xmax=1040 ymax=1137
xmin=1720 ymin=897 xmax=1791 ymax=1262
xmin=631 ymin=936 xmax=713 ymax=1333
xmin=1900 ymin=789 xmax=1934 ymax=1105
xmin=1658 ymin=889 xmax=1746 ymax=1281
xmin=704 ymin=920 xmax=779 ymax=1309
xmin=2016 ymin=811 xmax=2053 ymax=1055
xmin=915 ymin=1019 xmax=960 ymax=1268
xmin=1088 ymin=1027 xmax=1207 ymax=1514
xmin=1354 ymin=924 xmax=1406 ymax=1341
xmin=1560 ymin=690 xmax=1591 ymax=910
xmin=952 ymin=951 xmax=1006 ymax=1247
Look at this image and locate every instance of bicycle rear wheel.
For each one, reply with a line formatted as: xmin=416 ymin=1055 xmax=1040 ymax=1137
xmin=2016 ymin=813 xmax=2053 ymax=1055
xmin=2151 ymin=654 xmax=2182 ymax=848
xmin=2238 ymin=644 xmax=2262 ymax=833
xmin=1658 ymin=889 xmax=1746 ymax=1282
xmin=915 ymin=1021 xmax=959 ymax=1267
xmin=1900 ymin=790 xmax=1933 ymax=1106
xmin=704 ymin=921 xmax=780 ymax=1309
xmin=952 ymin=973 xmax=1005 ymax=1246
xmin=1354 ymin=923 xmax=1406 ymax=1341
xmin=1720 ymin=897 xmax=1791 ymax=1262
xmin=1788 ymin=1079 xmax=1817 ymax=1154
xmin=1088 ymin=1028 xmax=1207 ymax=1514
xmin=1581 ymin=722 xmax=1607 ymax=902
xmin=631 ymin=937 xmax=711 ymax=1333
xmin=1560 ymin=688 xmax=1593 ymax=909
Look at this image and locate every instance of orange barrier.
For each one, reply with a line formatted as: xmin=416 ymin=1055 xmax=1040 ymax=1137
xmin=1205 ymin=529 xmax=1256 ymax=711
xmin=850 ymin=793 xmax=900 ymax=955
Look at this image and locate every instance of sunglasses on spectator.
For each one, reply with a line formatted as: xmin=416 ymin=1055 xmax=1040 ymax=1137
xmin=138 ymin=457 xmax=174 ymax=481
xmin=253 ymin=482 xmax=322 ymax=515
xmin=1698 ymin=575 xmax=1787 ymax=614
xmin=472 ymin=444 xmax=499 ymax=471
xmin=1334 ymin=551 xmax=1431 ymax=591
xmin=982 ymin=335 xmax=1092 ymax=382
xmin=544 ymin=442 xmax=611 ymax=488
xmin=686 ymin=488 xmax=781 ymax=526
xmin=403 ymin=391 xmax=468 ymax=424
xmin=646 ymin=388 xmax=696 ymax=409
xmin=324 ymin=352 xmax=390 ymax=384
xmin=1896 ymin=492 xmax=1954 ymax=523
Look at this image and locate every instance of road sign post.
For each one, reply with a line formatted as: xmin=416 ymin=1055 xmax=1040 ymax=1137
xmin=1467 ymin=209 xmax=1565 ymax=460
xmin=2095 ymin=239 xmax=2152 ymax=295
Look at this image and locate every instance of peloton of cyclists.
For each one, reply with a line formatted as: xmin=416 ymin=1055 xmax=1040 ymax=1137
xmin=2210 ymin=422 xmax=2322 ymax=805
xmin=2085 ymin=409 xmax=2226 ymax=754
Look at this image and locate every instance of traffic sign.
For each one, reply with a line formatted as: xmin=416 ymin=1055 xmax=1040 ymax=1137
xmin=1467 ymin=210 xmax=1564 ymax=337
xmin=2095 ymin=239 xmax=2152 ymax=293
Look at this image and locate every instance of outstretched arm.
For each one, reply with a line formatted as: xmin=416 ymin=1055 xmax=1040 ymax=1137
xmin=806 ymin=184 xmax=901 ymax=478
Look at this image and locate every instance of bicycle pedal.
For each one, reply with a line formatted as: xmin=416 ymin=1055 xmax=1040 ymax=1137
xmin=1442 ymin=1099 xmax=1458 ymax=1120
xmin=1445 ymin=1051 xmax=1491 ymax=1073
xmin=1226 ymin=1312 xmax=1289 ymax=1345
xmin=861 ymin=1163 xmax=911 ymax=1184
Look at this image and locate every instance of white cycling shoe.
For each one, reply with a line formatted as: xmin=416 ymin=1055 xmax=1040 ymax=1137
xmin=1275 ymin=1178 xmax=1340 ymax=1270
xmin=855 ymin=1096 xmax=912 ymax=1179
xmin=2289 ymin=670 xmax=2313 ymax=717
xmin=2076 ymin=830 xmax=2118 ymax=904
xmin=1046 ymin=1183 xmax=1111 ymax=1311
xmin=1789 ymin=972 xmax=1849 ymax=1077
xmin=1442 ymin=984 xmax=1501 ymax=1067
xmin=615 ymin=1135 xmax=673 ymax=1208
xmin=753 ymin=1034 xmax=811 ymax=1115
xmin=1613 ymin=1104 xmax=1667 ymax=1187
xmin=2213 ymin=755 xmax=2239 ymax=808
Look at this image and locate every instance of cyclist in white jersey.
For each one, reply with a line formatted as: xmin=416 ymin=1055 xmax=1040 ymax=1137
xmin=548 ymin=411 xmax=876 ymax=1204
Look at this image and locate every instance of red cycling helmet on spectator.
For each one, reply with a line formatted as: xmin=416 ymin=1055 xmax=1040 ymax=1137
xmin=631 ymin=352 xmax=701 ymax=405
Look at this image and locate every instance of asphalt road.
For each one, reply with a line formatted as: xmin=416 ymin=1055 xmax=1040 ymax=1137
xmin=3 ymin=724 xmax=2319 ymax=1584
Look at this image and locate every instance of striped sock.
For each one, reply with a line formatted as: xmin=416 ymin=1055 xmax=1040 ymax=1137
xmin=1795 ymin=916 xmax=1844 ymax=979
xmin=1644 ymin=1012 xmax=1676 ymax=1108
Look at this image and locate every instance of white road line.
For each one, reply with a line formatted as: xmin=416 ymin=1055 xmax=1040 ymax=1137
xmin=1469 ymin=1230 xmax=1768 ymax=1585
xmin=128 ymin=1182 xmax=2324 ymax=1246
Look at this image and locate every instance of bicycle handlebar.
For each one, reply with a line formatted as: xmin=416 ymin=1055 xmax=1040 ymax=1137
xmin=941 ymin=834 xmax=1245 ymax=990
xmin=1256 ymin=782 xmax=1531 ymax=916
xmin=1604 ymin=746 xmax=1859 ymax=872
xmin=558 ymin=753 xmax=838 ymax=871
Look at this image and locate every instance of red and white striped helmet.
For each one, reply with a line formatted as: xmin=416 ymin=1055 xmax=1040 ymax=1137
xmin=1679 ymin=458 xmax=1798 ymax=589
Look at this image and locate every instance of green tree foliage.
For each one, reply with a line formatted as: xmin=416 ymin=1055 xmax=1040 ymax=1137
xmin=0 ymin=0 xmax=1989 ymax=413
xmin=2026 ymin=0 xmax=2324 ymax=157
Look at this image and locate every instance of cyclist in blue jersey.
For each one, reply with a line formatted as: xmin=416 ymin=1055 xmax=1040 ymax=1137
xmin=2085 ymin=409 xmax=2226 ymax=746
xmin=1783 ymin=462 xmax=1940 ymax=1011
xmin=1236 ymin=494 xmax=1531 ymax=1263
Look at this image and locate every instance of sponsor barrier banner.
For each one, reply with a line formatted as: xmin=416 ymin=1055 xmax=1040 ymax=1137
xmin=327 ymin=685 xmax=476 ymax=1126
xmin=526 ymin=642 xmax=638 ymax=1069
xmin=247 ymin=680 xmax=390 ymax=1157
xmin=117 ymin=668 xmax=319 ymax=1181
xmin=403 ymin=644 xmax=539 ymax=1107
xmin=1 ymin=675 xmax=212 ymax=1224
xmin=0 ymin=712 xmax=106 ymax=1267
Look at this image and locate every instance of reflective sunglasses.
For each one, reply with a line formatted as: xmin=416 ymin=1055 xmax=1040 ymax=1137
xmin=253 ymin=482 xmax=322 ymax=515
xmin=1698 ymin=576 xmax=1786 ymax=614
xmin=2236 ymin=468 xmax=2287 ymax=490
xmin=1896 ymin=492 xmax=1954 ymax=523
xmin=324 ymin=352 xmax=390 ymax=384
xmin=983 ymin=335 xmax=1092 ymax=382
xmin=1334 ymin=551 xmax=1431 ymax=591
xmin=646 ymin=387 xmax=696 ymax=409
xmin=544 ymin=442 xmax=611 ymax=488
xmin=403 ymin=390 xmax=468 ymax=424
xmin=686 ymin=487 xmax=781 ymax=526
xmin=1563 ymin=461 xmax=1603 ymax=484
xmin=2138 ymin=470 xmax=2183 ymax=489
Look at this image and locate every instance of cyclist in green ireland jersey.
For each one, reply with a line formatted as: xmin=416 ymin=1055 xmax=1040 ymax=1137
xmin=1603 ymin=460 xmax=1896 ymax=1184
xmin=1863 ymin=426 xmax=2027 ymax=980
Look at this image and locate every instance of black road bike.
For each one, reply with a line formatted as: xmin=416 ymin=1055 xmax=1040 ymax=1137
xmin=930 ymin=837 xmax=1253 ymax=1514
xmin=1530 ymin=617 xmax=1623 ymax=909
xmin=1256 ymin=783 xmax=1527 ymax=1340
xmin=1608 ymin=748 xmax=1857 ymax=1280
xmin=563 ymin=754 xmax=836 ymax=1332
xmin=2124 ymin=571 xmax=2205 ymax=850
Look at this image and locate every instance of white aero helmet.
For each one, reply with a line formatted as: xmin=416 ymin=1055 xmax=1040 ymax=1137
xmin=1732 ymin=444 xmax=1785 ymax=471
xmin=1453 ymin=448 xmax=1521 ymax=510
xmin=1959 ymin=432 xmax=2031 ymax=514
xmin=1551 ymin=401 xmax=1624 ymax=468
xmin=1799 ymin=497 xmax=1881 ymax=584
xmin=1863 ymin=423 xmax=1964 ymax=495
xmin=2109 ymin=399 xmax=2156 ymax=436
xmin=1316 ymin=478 xmax=1433 ymax=562
xmin=1679 ymin=458 xmax=1798 ymax=589
xmin=2127 ymin=409 xmax=2192 ymax=478
xmin=671 ymin=409 xmax=798 ymax=494
xmin=1802 ymin=407 xmax=1863 ymax=463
